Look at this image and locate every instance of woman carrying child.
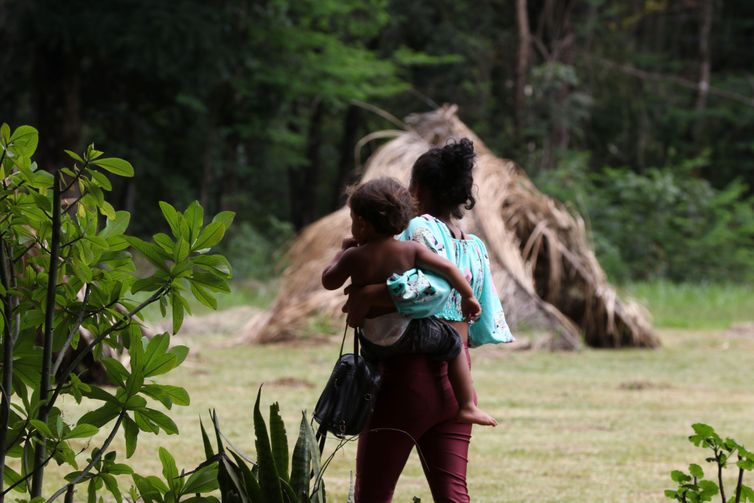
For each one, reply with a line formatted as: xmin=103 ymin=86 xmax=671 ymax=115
xmin=335 ymin=139 xmax=513 ymax=502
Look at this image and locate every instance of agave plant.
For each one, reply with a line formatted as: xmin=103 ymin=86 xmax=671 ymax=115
xmin=199 ymin=388 xmax=339 ymax=503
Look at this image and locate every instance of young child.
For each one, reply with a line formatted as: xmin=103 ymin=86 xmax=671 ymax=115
xmin=322 ymin=177 xmax=496 ymax=426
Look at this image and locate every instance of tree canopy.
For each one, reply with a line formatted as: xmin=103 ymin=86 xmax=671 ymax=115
xmin=2 ymin=0 xmax=752 ymax=281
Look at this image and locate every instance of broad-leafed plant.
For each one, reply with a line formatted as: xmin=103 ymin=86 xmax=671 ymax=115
xmin=666 ymin=424 xmax=754 ymax=503
xmin=0 ymin=123 xmax=233 ymax=502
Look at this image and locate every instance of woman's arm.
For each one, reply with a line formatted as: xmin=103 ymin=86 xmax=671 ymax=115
xmin=342 ymin=283 xmax=394 ymax=327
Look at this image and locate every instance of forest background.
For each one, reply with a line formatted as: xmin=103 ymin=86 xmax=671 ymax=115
xmin=2 ymin=2 xmax=754 ymax=501
xmin=2 ymin=0 xmax=753 ymax=284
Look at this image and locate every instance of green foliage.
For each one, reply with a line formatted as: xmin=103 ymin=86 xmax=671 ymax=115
xmin=666 ymin=424 xmax=754 ymax=503
xmin=169 ymin=389 xmax=340 ymax=503
xmin=130 ymin=447 xmax=219 ymax=503
xmin=622 ymin=282 xmax=754 ymax=330
xmin=527 ymin=62 xmax=593 ymax=150
xmin=0 ymin=124 xmax=233 ymax=501
xmin=4 ymin=0 xmax=754 ymax=282
xmin=534 ymin=153 xmax=754 ymax=282
xmin=218 ymin=220 xmax=294 ymax=280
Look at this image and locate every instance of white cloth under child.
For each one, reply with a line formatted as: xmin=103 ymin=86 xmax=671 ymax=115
xmin=361 ymin=312 xmax=411 ymax=347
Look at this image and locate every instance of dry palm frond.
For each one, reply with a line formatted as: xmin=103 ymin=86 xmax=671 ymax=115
xmin=242 ymin=106 xmax=657 ymax=349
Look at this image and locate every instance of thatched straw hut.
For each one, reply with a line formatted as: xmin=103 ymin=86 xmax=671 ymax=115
xmin=241 ymin=106 xmax=657 ymax=349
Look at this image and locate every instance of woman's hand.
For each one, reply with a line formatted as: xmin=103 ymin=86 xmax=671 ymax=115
xmin=342 ymin=283 xmax=396 ymax=327
xmin=342 ymin=284 xmax=369 ymax=327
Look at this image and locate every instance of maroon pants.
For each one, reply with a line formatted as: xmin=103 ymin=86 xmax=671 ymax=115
xmin=354 ymin=348 xmax=472 ymax=502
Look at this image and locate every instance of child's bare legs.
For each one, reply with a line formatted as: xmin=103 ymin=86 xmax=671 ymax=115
xmin=449 ymin=349 xmax=497 ymax=426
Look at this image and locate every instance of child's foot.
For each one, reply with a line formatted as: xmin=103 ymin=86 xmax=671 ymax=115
xmin=456 ymin=405 xmax=497 ymax=426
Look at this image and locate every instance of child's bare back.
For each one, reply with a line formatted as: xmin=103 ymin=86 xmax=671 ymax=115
xmin=346 ymin=239 xmax=423 ymax=288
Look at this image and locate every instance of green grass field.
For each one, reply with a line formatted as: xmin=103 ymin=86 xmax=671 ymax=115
xmin=622 ymin=281 xmax=754 ymax=330
xmin=43 ymin=282 xmax=754 ymax=502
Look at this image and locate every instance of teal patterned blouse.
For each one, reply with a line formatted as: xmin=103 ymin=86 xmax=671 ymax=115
xmin=387 ymin=215 xmax=514 ymax=348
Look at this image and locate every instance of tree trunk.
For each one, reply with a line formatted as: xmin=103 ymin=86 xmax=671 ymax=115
xmin=33 ymin=45 xmax=81 ymax=173
xmin=0 ymin=244 xmax=15 ymax=503
xmin=551 ymin=0 xmax=574 ymax=153
xmin=288 ymin=99 xmax=325 ymax=230
xmin=515 ymin=0 xmax=532 ymax=137
xmin=694 ymin=0 xmax=713 ymax=140
xmin=200 ymin=122 xmax=217 ymax=213
xmin=331 ymin=104 xmax=360 ymax=210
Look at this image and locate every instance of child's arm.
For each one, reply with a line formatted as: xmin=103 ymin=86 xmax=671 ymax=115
xmin=322 ymin=238 xmax=359 ymax=290
xmin=411 ymin=243 xmax=482 ymax=321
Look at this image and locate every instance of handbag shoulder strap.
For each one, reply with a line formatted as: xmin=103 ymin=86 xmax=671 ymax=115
xmin=338 ymin=323 xmax=348 ymax=357
xmin=338 ymin=323 xmax=362 ymax=358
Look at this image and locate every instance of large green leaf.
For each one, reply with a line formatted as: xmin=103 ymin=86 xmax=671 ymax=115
xmin=153 ymin=233 xmax=175 ymax=254
xmin=192 ymin=222 xmax=225 ymax=251
xmin=91 ymin=157 xmax=135 ymax=177
xmin=740 ymin=485 xmax=754 ymax=502
xmin=102 ymin=358 xmax=130 ymax=387
xmin=64 ymin=423 xmax=99 ymax=440
xmin=159 ymin=447 xmax=180 ymax=493
xmin=129 ymin=333 xmax=145 ymax=379
xmin=125 ymin=236 xmax=169 ymax=270
xmin=159 ymin=201 xmax=182 ymax=238
xmin=139 ymin=408 xmax=179 ymax=435
xmin=192 ymin=254 xmax=232 ymax=276
xmin=200 ymin=419 xmax=215 ymax=459
xmin=29 ymin=420 xmax=54 ymax=439
xmin=181 ymin=463 xmax=219 ymax=495
xmin=3 ymin=465 xmax=25 ymax=493
xmin=142 ymin=333 xmax=172 ymax=375
xmin=132 ymin=474 xmax=163 ymax=503
xmin=184 ymin=201 xmax=204 ymax=243
xmin=134 ymin=410 xmax=159 ymax=433
xmin=190 ymin=271 xmax=231 ymax=293
xmin=220 ymin=456 xmax=251 ymax=503
xmin=229 ymin=450 xmax=263 ymax=503
xmin=102 ymin=472 xmax=123 ymax=503
xmin=269 ymin=402 xmax=289 ymax=483
xmin=132 ymin=275 xmax=166 ymax=294
xmin=100 ymin=211 xmax=130 ymax=239
xmin=211 ymin=210 xmax=235 ymax=229
xmin=174 ymin=238 xmax=190 ymax=262
xmin=169 ymin=345 xmax=189 ymax=367
xmin=141 ymin=384 xmax=190 ymax=409
xmin=253 ymin=388 xmax=283 ymax=502
xmin=78 ymin=403 xmax=121 ymax=428
xmin=698 ymin=480 xmax=718 ymax=499
xmin=303 ymin=417 xmax=325 ymax=503
xmin=290 ymin=412 xmax=312 ymax=500
xmin=171 ymin=290 xmax=185 ymax=335
xmin=123 ymin=415 xmax=139 ymax=458
xmin=688 ymin=464 xmax=704 ymax=479
xmin=189 ymin=282 xmax=218 ymax=310
xmin=87 ymin=478 xmax=97 ymax=503
xmin=9 ymin=125 xmax=38 ymax=157
xmin=280 ymin=480 xmax=298 ymax=503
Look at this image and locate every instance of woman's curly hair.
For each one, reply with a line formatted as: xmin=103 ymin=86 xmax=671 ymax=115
xmin=410 ymin=138 xmax=476 ymax=219
xmin=347 ymin=177 xmax=415 ymax=235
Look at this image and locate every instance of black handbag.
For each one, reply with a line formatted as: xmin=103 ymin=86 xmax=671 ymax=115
xmin=313 ymin=325 xmax=381 ymax=450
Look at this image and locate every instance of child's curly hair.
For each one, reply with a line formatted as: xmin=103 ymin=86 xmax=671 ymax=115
xmin=347 ymin=177 xmax=415 ymax=235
